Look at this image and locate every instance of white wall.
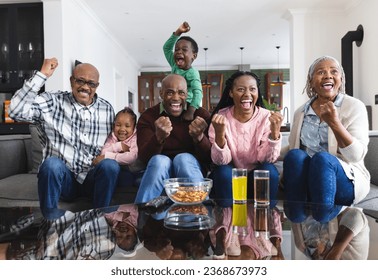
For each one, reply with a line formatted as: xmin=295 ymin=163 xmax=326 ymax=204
xmin=287 ymin=9 xmax=345 ymax=124
xmin=41 ymin=0 xmax=378 ymax=129
xmin=42 ymin=0 xmax=140 ymax=114
xmin=288 ymin=0 xmax=377 ymax=129
xmin=348 ymin=0 xmax=378 ymax=130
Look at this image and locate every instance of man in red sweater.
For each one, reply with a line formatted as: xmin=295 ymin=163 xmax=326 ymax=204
xmin=134 ymin=74 xmax=211 ymax=203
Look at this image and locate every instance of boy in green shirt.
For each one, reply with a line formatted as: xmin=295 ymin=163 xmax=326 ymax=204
xmin=163 ymin=21 xmax=203 ymax=121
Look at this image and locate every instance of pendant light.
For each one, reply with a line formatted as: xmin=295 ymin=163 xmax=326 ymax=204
xmin=238 ymin=46 xmax=250 ymax=71
xmin=270 ymin=46 xmax=286 ymax=86
xmin=202 ymin=47 xmax=211 ymax=88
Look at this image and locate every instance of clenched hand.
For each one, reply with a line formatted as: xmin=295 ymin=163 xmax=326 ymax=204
xmin=155 ymin=116 xmax=173 ymax=144
xmin=189 ymin=116 xmax=208 ymax=143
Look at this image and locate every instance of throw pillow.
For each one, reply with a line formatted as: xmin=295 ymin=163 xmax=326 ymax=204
xmin=29 ymin=124 xmax=43 ymax=174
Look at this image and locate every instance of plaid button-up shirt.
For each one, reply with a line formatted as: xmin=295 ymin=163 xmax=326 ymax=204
xmin=37 ymin=209 xmax=115 ymax=260
xmin=9 ymin=71 xmax=114 ymax=183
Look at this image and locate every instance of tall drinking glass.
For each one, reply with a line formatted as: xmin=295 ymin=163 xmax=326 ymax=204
xmin=253 ymin=170 xmax=270 ymax=206
xmin=254 ymin=205 xmax=269 ymax=240
xmin=232 ymin=168 xmax=247 ymax=204
xmin=232 ymin=203 xmax=248 ymax=237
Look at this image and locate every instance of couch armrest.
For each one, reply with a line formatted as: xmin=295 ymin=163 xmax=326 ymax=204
xmin=0 ymin=135 xmax=31 ymax=179
xmin=366 ymin=131 xmax=378 ymax=185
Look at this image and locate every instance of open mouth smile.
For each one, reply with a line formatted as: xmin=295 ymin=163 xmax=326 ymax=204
xmin=240 ymin=98 xmax=253 ymax=109
xmin=170 ymin=102 xmax=182 ymax=112
xmin=322 ymin=82 xmax=334 ymax=90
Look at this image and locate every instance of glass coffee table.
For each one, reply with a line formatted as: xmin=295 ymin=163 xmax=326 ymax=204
xmin=0 ymin=199 xmax=377 ymax=260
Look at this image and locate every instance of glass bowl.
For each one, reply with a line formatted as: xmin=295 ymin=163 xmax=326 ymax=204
xmin=164 ymin=203 xmax=215 ymax=231
xmin=164 ymin=178 xmax=212 ymax=205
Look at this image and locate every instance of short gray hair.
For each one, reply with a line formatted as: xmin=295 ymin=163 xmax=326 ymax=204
xmin=302 ymin=56 xmax=346 ymax=98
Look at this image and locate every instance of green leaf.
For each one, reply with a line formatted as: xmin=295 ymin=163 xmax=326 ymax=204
xmin=262 ymin=98 xmax=278 ymax=112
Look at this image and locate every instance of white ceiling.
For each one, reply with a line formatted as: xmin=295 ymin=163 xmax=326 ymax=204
xmin=80 ymin=0 xmax=358 ymax=71
xmin=2 ymin=0 xmax=358 ymax=71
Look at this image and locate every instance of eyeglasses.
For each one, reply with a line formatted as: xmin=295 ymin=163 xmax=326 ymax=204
xmin=72 ymin=77 xmax=99 ymax=89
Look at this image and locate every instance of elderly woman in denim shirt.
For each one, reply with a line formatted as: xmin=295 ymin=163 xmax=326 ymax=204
xmin=281 ymin=56 xmax=370 ymax=223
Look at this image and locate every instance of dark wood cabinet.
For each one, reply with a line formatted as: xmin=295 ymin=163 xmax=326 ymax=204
xmin=138 ymin=74 xmax=166 ymax=113
xmin=0 ymin=3 xmax=44 ymax=92
xmin=137 ymin=73 xmax=223 ymax=114
xmin=265 ymin=72 xmax=283 ymax=110
xmin=0 ymin=3 xmax=44 ymax=133
xmin=202 ymin=73 xmax=223 ymax=112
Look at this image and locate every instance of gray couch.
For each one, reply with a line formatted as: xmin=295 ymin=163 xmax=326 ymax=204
xmin=0 ymin=125 xmax=140 ymax=211
xmin=355 ymin=131 xmax=378 ymax=210
xmin=278 ymin=131 xmax=378 ymax=211
xmin=0 ymin=128 xmax=377 ymax=212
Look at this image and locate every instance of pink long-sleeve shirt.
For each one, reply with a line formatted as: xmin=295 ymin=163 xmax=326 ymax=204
xmin=208 ymin=106 xmax=281 ymax=170
xmin=210 ymin=206 xmax=282 ymax=259
xmin=101 ymin=129 xmax=138 ymax=165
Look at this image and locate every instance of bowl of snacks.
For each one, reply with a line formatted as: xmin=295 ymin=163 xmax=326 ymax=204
xmin=164 ymin=178 xmax=212 ymax=205
xmin=164 ymin=203 xmax=215 ymax=230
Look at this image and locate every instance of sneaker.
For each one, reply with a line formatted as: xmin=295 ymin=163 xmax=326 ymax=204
xmin=226 ymin=233 xmax=241 ymax=256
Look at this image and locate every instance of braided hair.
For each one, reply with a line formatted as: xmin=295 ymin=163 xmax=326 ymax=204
xmin=210 ymin=71 xmax=264 ymax=120
xmin=115 ymin=107 xmax=137 ymax=127
xmin=302 ymin=56 xmax=346 ymax=98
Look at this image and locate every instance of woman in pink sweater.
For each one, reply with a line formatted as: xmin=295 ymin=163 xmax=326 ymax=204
xmin=208 ymin=71 xmax=283 ymax=207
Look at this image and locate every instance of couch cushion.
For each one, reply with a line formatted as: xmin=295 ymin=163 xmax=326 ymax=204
xmin=355 ymin=184 xmax=378 ymax=211
xmin=0 ymin=136 xmax=29 ymax=180
xmin=0 ymin=173 xmax=39 ymax=207
xmin=366 ymin=132 xmax=378 ymax=186
xmin=28 ymin=124 xmax=43 ymax=174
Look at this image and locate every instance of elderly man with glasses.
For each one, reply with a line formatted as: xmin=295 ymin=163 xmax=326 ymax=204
xmin=9 ymin=58 xmax=120 ymax=219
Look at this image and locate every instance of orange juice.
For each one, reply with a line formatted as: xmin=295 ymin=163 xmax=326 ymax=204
xmin=232 ymin=203 xmax=247 ymax=227
xmin=232 ymin=176 xmax=247 ymax=203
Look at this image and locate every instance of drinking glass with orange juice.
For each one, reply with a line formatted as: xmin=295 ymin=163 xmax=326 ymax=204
xmin=232 ymin=203 xmax=248 ymax=236
xmin=232 ymin=168 xmax=247 ymax=204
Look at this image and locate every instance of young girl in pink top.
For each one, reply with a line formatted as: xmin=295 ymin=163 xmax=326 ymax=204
xmin=93 ymin=107 xmax=139 ymax=173
xmin=101 ymin=107 xmax=138 ymax=165
xmin=208 ymin=71 xmax=283 ymax=207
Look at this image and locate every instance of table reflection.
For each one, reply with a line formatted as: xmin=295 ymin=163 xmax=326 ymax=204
xmin=291 ymin=206 xmax=369 ymax=260
xmin=0 ymin=200 xmax=372 ymax=260
xmin=211 ymin=204 xmax=283 ymax=260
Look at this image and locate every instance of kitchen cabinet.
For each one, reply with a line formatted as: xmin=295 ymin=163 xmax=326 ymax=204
xmin=0 ymin=3 xmax=44 ymax=133
xmin=265 ymin=72 xmax=283 ymax=110
xmin=202 ymin=73 xmax=223 ymax=112
xmin=0 ymin=3 xmax=44 ymax=92
xmin=138 ymin=74 xmax=166 ymax=113
xmin=138 ymin=73 xmax=223 ymax=113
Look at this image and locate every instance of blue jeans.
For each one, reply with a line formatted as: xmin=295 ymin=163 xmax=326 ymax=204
xmin=38 ymin=157 xmax=120 ymax=219
xmin=134 ymin=153 xmax=204 ymax=204
xmin=209 ymin=163 xmax=279 ymax=208
xmin=283 ymin=149 xmax=354 ymax=223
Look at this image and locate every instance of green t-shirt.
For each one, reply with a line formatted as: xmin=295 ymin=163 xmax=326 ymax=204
xmin=163 ymin=34 xmax=203 ymax=109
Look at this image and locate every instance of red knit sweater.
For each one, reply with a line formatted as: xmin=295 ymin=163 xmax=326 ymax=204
xmin=137 ymin=104 xmax=212 ymax=173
